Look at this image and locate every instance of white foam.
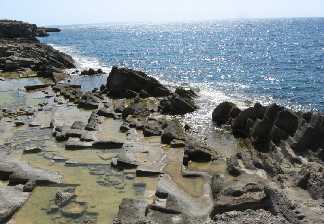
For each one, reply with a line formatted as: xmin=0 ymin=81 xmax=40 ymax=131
xmin=49 ymin=44 xmax=112 ymax=73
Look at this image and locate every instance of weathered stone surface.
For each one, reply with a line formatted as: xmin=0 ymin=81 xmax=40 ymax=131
xmin=0 ymin=185 xmax=30 ymax=223
xmin=116 ymin=198 xmax=148 ymax=224
xmin=212 ymin=209 xmax=289 ymax=224
xmin=295 ymin=162 xmax=324 ymax=200
xmin=0 ymin=159 xmax=62 ymax=185
xmin=106 ymin=66 xmax=171 ymax=98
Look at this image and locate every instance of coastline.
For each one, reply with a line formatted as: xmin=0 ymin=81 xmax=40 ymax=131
xmin=0 ymin=20 xmax=323 ymax=224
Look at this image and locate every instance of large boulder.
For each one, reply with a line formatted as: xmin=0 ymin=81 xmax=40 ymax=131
xmin=212 ymin=102 xmax=241 ymax=126
xmin=106 ymin=66 xmax=171 ymax=98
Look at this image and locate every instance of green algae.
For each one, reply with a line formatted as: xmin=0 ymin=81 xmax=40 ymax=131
xmin=13 ymin=151 xmax=138 ymax=224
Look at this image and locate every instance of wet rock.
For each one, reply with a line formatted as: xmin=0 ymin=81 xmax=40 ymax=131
xmin=159 ymin=93 xmax=198 ymax=115
xmin=0 ymin=185 xmax=30 ymax=223
xmin=80 ymin=68 xmax=104 ymax=76
xmin=92 ymin=141 xmax=124 ymax=149
xmin=106 ymin=66 xmax=170 ymax=98
xmin=212 ymin=101 xmax=241 ymax=126
xmin=161 ymin=119 xmax=185 ymax=144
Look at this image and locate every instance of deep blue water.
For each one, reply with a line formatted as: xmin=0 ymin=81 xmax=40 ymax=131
xmin=42 ymin=18 xmax=324 ymax=114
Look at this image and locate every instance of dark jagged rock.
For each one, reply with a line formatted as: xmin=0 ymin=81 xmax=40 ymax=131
xmin=80 ymin=68 xmax=104 ymax=76
xmin=232 ymin=103 xmax=266 ymax=138
xmin=212 ymin=102 xmax=241 ymax=126
xmin=106 ymin=66 xmax=171 ymax=98
xmin=159 ymin=93 xmax=198 ymax=115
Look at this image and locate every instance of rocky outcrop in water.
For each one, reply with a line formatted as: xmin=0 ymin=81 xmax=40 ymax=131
xmin=105 ymin=66 xmax=171 ymax=98
xmin=0 ymin=20 xmax=74 ymax=79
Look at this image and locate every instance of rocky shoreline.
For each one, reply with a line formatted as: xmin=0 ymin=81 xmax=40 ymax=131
xmin=0 ymin=20 xmax=323 ymax=224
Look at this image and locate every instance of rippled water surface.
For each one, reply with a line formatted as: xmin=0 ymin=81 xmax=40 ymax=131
xmin=42 ymin=18 xmax=324 ymax=114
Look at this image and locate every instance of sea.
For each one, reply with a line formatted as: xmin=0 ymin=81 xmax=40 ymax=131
xmin=41 ymin=18 xmax=324 ymax=133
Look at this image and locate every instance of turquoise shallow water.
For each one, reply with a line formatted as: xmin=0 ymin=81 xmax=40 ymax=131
xmin=41 ymin=18 xmax=324 ymax=113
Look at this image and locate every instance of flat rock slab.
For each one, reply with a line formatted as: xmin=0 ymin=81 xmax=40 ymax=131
xmin=0 ymin=159 xmax=62 ymax=185
xmin=0 ymin=186 xmax=30 ymax=223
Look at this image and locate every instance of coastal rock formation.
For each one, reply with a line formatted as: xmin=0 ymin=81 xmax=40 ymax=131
xmin=106 ymin=66 xmax=171 ymax=98
xmin=0 ymin=20 xmax=74 ymax=78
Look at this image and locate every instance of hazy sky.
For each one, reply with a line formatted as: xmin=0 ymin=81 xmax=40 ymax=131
xmin=1 ymin=0 xmax=324 ymax=25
